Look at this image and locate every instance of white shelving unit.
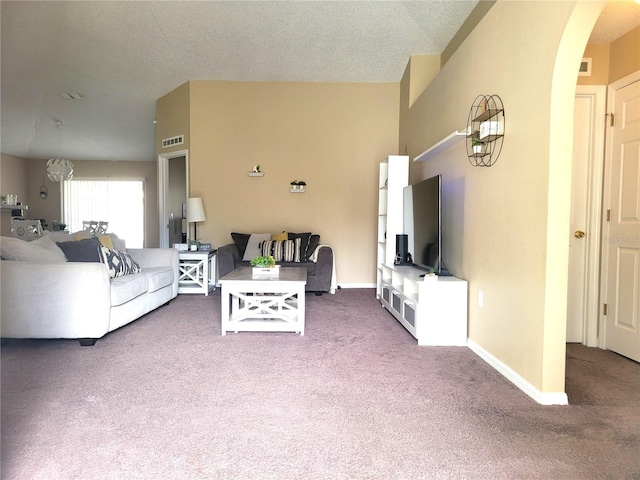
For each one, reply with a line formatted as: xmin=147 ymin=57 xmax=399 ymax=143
xmin=376 ymin=155 xmax=468 ymax=346
xmin=376 ymin=155 xmax=408 ymax=298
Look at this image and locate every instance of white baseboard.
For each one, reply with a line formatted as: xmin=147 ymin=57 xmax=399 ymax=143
xmin=467 ymin=339 xmax=568 ymax=406
xmin=337 ymin=283 xmax=376 ymax=289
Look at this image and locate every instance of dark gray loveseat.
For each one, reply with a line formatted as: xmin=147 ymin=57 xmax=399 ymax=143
xmin=217 ymin=232 xmax=334 ymax=295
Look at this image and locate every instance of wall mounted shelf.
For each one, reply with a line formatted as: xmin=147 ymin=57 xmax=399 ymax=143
xmin=289 ymin=188 xmax=306 ymax=193
xmin=413 ymin=129 xmax=468 ymax=162
xmin=1 ymin=205 xmax=28 ymax=212
xmin=247 ymin=172 xmax=264 ymax=177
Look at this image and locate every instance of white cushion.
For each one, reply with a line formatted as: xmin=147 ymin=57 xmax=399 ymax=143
xmin=142 ymin=266 xmax=174 ymax=293
xmin=0 ymin=235 xmax=67 ymax=263
xmin=242 ymin=233 xmax=271 ymax=261
xmin=110 ymin=272 xmax=148 ymax=306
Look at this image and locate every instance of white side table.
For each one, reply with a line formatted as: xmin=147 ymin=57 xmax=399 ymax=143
xmin=178 ymin=249 xmax=216 ymax=296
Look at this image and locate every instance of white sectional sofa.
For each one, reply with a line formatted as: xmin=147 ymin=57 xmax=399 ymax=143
xmin=0 ymin=232 xmax=179 ymax=345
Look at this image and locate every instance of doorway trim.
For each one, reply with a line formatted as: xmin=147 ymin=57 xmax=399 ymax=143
xmin=573 ymin=85 xmax=606 ymax=348
xmin=158 ymin=149 xmax=189 ymax=248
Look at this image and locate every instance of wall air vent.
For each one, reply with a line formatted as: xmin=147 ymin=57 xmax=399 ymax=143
xmin=162 ymin=135 xmax=184 ymax=148
xmin=578 ymin=58 xmax=592 ymax=77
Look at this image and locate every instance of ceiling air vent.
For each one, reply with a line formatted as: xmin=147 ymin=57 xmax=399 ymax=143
xmin=162 ymin=135 xmax=184 ymax=148
xmin=578 ymin=58 xmax=592 ymax=77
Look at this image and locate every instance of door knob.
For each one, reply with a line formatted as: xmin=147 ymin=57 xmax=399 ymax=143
xmin=574 ymin=230 xmax=585 ymax=238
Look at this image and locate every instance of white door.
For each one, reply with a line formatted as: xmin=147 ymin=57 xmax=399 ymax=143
xmin=567 ymin=87 xmax=605 ymax=345
xmin=168 ymin=156 xmax=187 ymax=246
xmin=158 ymin=149 xmax=189 ymax=248
xmin=602 ymin=73 xmax=640 ymax=362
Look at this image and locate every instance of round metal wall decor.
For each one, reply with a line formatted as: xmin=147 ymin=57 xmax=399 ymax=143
xmin=466 ymin=95 xmax=505 ymax=167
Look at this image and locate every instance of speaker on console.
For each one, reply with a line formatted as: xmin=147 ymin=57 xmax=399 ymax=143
xmin=395 ymin=234 xmax=409 ymax=265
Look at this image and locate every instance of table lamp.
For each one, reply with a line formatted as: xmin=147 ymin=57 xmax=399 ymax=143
xmin=187 ymin=197 xmax=206 ymax=242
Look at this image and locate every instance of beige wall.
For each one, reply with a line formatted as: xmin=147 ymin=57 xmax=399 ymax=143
xmin=0 ymin=155 xmax=158 ymax=246
xmin=407 ymin=56 xmax=441 ymax=108
xmin=578 ymin=25 xmax=640 ymax=86
xmin=156 ymin=82 xmax=190 ymax=154
xmin=0 ymin=153 xmax=29 ymax=236
xmin=609 ymin=25 xmax=640 ymax=83
xmin=578 ymin=43 xmax=610 ymax=85
xmin=398 ymin=1 xmax=604 ymax=395
xmin=178 ymin=80 xmax=399 ymax=284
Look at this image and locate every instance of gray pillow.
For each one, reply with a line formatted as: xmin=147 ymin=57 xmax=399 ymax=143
xmin=288 ymin=232 xmax=312 ymax=260
xmin=231 ymin=232 xmax=251 ymax=257
xmin=306 ymin=234 xmax=321 ymax=261
xmin=56 ymin=236 xmax=103 ymax=262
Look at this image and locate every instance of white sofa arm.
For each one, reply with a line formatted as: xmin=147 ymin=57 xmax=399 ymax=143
xmin=127 ymin=248 xmax=179 ymax=298
xmin=1 ymin=261 xmax=111 ymax=339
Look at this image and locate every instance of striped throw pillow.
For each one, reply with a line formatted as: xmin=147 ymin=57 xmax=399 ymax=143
xmin=260 ymin=238 xmax=302 ymax=262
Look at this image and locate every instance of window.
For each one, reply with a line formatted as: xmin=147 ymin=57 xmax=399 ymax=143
xmin=63 ymin=179 xmax=145 ymax=248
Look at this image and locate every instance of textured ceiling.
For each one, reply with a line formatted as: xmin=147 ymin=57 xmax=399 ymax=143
xmin=589 ymin=0 xmax=640 ymax=43
xmin=0 ymin=1 xmax=638 ymax=163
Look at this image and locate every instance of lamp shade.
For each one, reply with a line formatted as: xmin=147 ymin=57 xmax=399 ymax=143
xmin=46 ymin=157 xmax=74 ymax=182
xmin=187 ymin=197 xmax=206 ymax=223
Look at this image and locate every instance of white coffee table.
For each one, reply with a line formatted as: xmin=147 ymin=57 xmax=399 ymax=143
xmin=219 ymin=267 xmax=307 ymax=335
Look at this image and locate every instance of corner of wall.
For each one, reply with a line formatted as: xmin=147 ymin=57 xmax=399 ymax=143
xmin=408 ymin=55 xmax=441 ymax=108
xmin=440 ymin=0 xmax=496 ymax=67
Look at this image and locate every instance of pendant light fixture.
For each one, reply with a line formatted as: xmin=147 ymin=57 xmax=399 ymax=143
xmin=46 ymin=120 xmax=74 ymax=182
xmin=39 ymin=177 xmax=48 ymax=199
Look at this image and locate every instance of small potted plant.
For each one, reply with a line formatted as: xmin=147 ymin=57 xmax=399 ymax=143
xmin=471 ymin=137 xmax=485 ymax=154
xmin=290 ymin=180 xmax=306 ymax=191
xmin=423 ymin=267 xmax=437 ymax=279
xmin=250 ymin=255 xmax=279 ymax=276
xmin=188 ymin=239 xmax=200 ymax=251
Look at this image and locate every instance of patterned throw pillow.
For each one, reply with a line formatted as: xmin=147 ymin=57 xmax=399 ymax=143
xmin=99 ymin=245 xmax=142 ymax=278
xmin=260 ymin=238 xmax=302 ymax=262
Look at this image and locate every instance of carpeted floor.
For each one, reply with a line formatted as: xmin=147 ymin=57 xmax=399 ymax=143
xmin=2 ymin=289 xmax=639 ymax=479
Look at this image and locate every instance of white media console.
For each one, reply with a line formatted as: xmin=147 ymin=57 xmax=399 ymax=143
xmin=377 ymin=156 xmax=468 ymax=346
xmin=380 ymin=264 xmax=468 ymax=346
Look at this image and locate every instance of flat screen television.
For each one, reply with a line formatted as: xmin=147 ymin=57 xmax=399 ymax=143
xmin=403 ymin=174 xmax=448 ymax=275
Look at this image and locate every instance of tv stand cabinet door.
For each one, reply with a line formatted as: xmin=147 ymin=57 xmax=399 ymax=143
xmin=416 ymin=278 xmax=468 ymax=346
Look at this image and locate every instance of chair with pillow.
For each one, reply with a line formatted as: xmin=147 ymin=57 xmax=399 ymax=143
xmin=11 ymin=219 xmax=43 ymax=242
xmin=83 ymin=220 xmax=109 ymax=236
xmin=82 ymin=220 xmax=98 ymax=235
xmin=96 ymin=221 xmax=108 ymax=234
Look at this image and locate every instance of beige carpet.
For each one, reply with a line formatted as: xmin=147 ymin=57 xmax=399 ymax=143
xmin=2 ymin=289 xmax=639 ymax=479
